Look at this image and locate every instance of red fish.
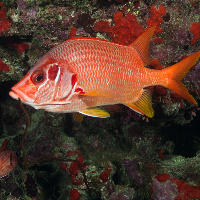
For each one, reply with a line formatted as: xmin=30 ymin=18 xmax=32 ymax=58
xmin=0 ymin=140 xmax=18 ymax=178
xmin=9 ymin=28 xmax=200 ymax=118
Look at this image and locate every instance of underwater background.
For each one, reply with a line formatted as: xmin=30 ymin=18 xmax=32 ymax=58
xmin=0 ymin=0 xmax=200 ymax=199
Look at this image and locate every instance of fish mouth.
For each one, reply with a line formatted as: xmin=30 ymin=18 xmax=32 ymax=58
xmin=9 ymin=88 xmax=34 ymax=104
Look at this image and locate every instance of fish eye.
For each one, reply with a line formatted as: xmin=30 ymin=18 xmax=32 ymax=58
xmin=31 ymin=70 xmax=45 ymax=85
xmin=36 ymin=74 xmax=44 ymax=82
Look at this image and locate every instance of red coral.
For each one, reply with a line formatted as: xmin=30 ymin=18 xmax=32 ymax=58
xmin=99 ymin=167 xmax=112 ymax=182
xmin=69 ymin=162 xmax=80 ymax=176
xmin=69 ymin=189 xmax=80 ymax=200
xmin=147 ymin=5 xmax=166 ymax=35
xmin=71 ymin=175 xmax=82 ymax=185
xmin=69 ymin=26 xmax=77 ymax=38
xmin=171 ymin=177 xmax=200 ymax=200
xmin=0 ymin=59 xmax=10 ymax=72
xmin=7 ymin=42 xmax=29 ymax=55
xmin=68 ymin=153 xmax=87 ymax=186
xmin=155 ymin=173 xmax=170 ymax=182
xmin=93 ymin=11 xmax=145 ymax=45
xmin=190 ymin=22 xmax=200 ymax=45
xmin=14 ymin=42 xmax=29 ymax=55
xmin=150 ymin=58 xmax=164 ymax=70
xmin=0 ymin=18 xmax=11 ymax=34
xmin=100 ymin=172 xmax=108 ymax=182
xmin=93 ymin=20 xmax=110 ymax=32
xmin=153 ymin=37 xmax=164 ymax=44
xmin=60 ymin=162 xmax=67 ymax=172
xmin=76 ymin=155 xmax=83 ymax=165
xmin=0 ymin=3 xmax=11 ymax=34
xmin=154 ymin=174 xmax=200 ymax=200
xmin=0 ymin=7 xmax=7 ymax=19
xmin=155 ymin=86 xmax=167 ymax=96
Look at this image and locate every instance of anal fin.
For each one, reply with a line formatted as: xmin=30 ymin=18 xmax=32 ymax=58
xmin=125 ymin=89 xmax=154 ymax=118
xmin=79 ymin=107 xmax=110 ymax=118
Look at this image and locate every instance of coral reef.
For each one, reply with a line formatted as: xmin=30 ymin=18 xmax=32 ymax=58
xmin=152 ymin=173 xmax=200 ymax=200
xmin=0 ymin=0 xmax=200 ymax=199
xmin=190 ymin=22 xmax=200 ymax=45
xmin=0 ymin=2 xmax=11 ymax=34
xmin=93 ymin=11 xmax=145 ymax=45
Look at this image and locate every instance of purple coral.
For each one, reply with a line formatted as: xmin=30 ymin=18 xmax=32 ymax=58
xmin=109 ymin=189 xmax=134 ymax=200
xmin=122 ymin=158 xmax=143 ymax=185
xmin=17 ymin=0 xmax=39 ymax=20
xmin=109 ymin=192 xmax=129 ymax=200
xmin=184 ymin=61 xmax=200 ymax=88
xmin=17 ymin=0 xmax=27 ymax=10
xmin=151 ymin=179 xmax=178 ymax=200
xmin=120 ymin=106 xmax=141 ymax=122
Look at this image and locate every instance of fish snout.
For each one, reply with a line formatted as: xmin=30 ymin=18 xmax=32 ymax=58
xmin=9 ymin=87 xmax=34 ymax=104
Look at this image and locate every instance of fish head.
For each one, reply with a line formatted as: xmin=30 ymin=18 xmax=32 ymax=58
xmin=0 ymin=150 xmax=18 ymax=178
xmin=9 ymin=54 xmax=77 ymax=109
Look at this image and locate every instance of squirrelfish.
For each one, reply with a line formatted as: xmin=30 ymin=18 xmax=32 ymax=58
xmin=0 ymin=140 xmax=18 ymax=178
xmin=9 ymin=28 xmax=200 ymax=118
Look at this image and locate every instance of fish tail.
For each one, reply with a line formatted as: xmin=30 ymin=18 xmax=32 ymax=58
xmin=161 ymin=51 xmax=200 ymax=105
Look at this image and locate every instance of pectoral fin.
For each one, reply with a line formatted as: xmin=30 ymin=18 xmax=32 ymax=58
xmin=125 ymin=89 xmax=154 ymax=118
xmin=80 ymin=90 xmax=112 ymax=97
xmin=79 ymin=107 xmax=110 ymax=118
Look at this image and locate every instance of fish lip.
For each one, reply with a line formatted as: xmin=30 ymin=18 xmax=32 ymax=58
xmin=9 ymin=88 xmax=34 ymax=104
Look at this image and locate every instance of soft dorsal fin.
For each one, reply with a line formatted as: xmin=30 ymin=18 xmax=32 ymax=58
xmin=129 ymin=27 xmax=155 ymax=65
xmin=125 ymin=89 xmax=154 ymax=118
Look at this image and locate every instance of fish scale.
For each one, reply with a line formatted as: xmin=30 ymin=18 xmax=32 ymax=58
xmin=9 ymin=27 xmax=200 ymax=118
xmin=49 ymin=39 xmax=144 ymax=95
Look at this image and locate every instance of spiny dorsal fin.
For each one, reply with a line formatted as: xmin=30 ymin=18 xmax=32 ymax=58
xmin=125 ymin=89 xmax=154 ymax=118
xmin=129 ymin=27 xmax=155 ymax=65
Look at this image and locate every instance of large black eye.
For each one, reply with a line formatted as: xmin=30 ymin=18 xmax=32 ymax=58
xmin=31 ymin=70 xmax=45 ymax=85
xmin=36 ymin=74 xmax=44 ymax=82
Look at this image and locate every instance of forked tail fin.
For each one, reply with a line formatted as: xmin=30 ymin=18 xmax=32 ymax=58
xmin=161 ymin=51 xmax=200 ymax=105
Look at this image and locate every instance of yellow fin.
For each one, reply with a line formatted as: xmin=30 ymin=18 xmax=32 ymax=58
xmin=79 ymin=107 xmax=110 ymax=118
xmin=125 ymin=89 xmax=154 ymax=118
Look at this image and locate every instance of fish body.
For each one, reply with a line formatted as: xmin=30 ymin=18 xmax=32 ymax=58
xmin=0 ymin=150 xmax=18 ymax=178
xmin=0 ymin=140 xmax=18 ymax=178
xmin=9 ymin=28 xmax=200 ymax=117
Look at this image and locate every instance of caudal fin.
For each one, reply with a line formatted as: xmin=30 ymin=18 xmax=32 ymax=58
xmin=161 ymin=51 xmax=200 ymax=105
